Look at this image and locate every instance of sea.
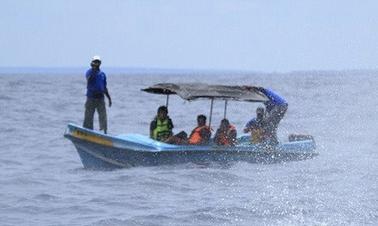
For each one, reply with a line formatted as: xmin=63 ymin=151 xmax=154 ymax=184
xmin=0 ymin=69 xmax=377 ymax=226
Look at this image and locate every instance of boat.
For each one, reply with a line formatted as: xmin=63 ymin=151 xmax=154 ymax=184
xmin=64 ymin=83 xmax=317 ymax=169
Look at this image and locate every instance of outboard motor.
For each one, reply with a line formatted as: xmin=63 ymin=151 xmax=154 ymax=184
xmin=288 ymin=134 xmax=314 ymax=142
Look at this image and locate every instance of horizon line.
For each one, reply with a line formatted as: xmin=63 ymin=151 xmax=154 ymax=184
xmin=0 ymin=66 xmax=377 ymax=75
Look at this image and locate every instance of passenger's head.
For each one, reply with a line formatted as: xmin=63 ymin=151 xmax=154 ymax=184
xmin=157 ymin=105 xmax=168 ymax=120
xmin=220 ymin=118 xmax=230 ymax=129
xmin=256 ymin=106 xmax=265 ymax=120
xmin=197 ymin=114 xmax=207 ymax=126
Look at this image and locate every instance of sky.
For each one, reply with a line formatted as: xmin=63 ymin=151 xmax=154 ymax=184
xmin=1 ymin=0 xmax=378 ymax=72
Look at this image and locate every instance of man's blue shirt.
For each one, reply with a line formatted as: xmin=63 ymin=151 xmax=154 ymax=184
xmin=86 ymin=68 xmax=107 ymax=98
xmin=245 ymin=118 xmax=259 ymax=129
xmin=261 ymin=88 xmax=287 ymax=112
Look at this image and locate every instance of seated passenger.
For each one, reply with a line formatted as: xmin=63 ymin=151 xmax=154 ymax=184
xmin=243 ymin=106 xmax=268 ymax=144
xmin=150 ymin=106 xmax=174 ymax=142
xmin=188 ymin=114 xmax=211 ymax=145
xmin=244 ymin=87 xmax=288 ymax=145
xmin=214 ymin=119 xmax=237 ymax=146
xmin=165 ymin=130 xmax=188 ymax=145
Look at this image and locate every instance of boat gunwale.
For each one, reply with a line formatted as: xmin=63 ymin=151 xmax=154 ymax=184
xmin=64 ymin=123 xmax=317 ymax=154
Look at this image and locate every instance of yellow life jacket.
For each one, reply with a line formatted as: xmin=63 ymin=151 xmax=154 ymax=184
xmin=251 ymin=128 xmax=264 ymax=144
xmin=152 ymin=119 xmax=172 ymax=141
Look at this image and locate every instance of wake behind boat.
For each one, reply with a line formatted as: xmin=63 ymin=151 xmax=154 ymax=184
xmin=64 ymin=83 xmax=318 ymax=169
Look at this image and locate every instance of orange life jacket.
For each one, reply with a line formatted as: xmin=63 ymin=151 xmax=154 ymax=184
xmin=217 ymin=125 xmax=236 ymax=145
xmin=188 ymin=126 xmax=211 ymax=144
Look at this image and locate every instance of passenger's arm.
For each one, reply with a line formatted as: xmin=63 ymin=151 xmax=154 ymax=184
xmin=200 ymin=129 xmax=211 ymax=144
xmin=243 ymin=120 xmax=254 ymax=133
xmin=150 ymin=121 xmax=156 ymax=139
xmin=168 ymin=118 xmax=174 ymax=129
xmin=214 ymin=130 xmax=220 ymax=144
xmin=258 ymin=87 xmax=287 ymax=107
xmin=168 ymin=118 xmax=174 ymax=136
xmin=229 ymin=130 xmax=237 ymax=141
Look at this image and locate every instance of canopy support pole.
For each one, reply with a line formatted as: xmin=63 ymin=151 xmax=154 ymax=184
xmin=223 ymin=100 xmax=228 ymax=119
xmin=209 ymin=98 xmax=214 ymax=128
xmin=166 ymin=94 xmax=169 ymax=107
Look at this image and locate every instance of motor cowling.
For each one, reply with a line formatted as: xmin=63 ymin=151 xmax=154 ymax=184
xmin=288 ymin=134 xmax=314 ymax=142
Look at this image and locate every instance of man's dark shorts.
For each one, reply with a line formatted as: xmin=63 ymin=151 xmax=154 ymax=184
xmin=83 ymin=97 xmax=107 ymax=132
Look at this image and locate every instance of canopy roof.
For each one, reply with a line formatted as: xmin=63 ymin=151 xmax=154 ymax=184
xmin=142 ymin=83 xmax=269 ymax=102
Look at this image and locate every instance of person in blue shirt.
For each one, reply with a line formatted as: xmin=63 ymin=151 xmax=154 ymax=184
xmin=244 ymin=87 xmax=288 ymax=145
xmin=83 ymin=56 xmax=112 ymax=134
xmin=244 ymin=106 xmax=268 ymax=144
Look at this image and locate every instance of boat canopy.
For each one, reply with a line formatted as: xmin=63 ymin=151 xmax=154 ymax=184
xmin=142 ymin=83 xmax=269 ymax=102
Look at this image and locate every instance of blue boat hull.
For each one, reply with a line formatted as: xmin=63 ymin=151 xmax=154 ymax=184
xmin=64 ymin=124 xmax=317 ymax=169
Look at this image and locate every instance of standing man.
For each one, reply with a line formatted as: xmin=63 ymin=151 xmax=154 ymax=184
xmin=83 ymin=56 xmax=112 ymax=134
